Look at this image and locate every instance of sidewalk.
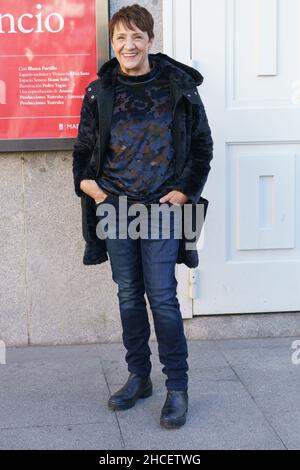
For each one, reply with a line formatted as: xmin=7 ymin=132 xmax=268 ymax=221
xmin=0 ymin=337 xmax=299 ymax=450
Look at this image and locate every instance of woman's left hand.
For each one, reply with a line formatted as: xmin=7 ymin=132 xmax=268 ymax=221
xmin=159 ymin=190 xmax=189 ymax=205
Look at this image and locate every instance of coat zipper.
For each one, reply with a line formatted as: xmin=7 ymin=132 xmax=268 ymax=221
xmin=172 ymin=94 xmax=181 ymax=119
xmin=96 ymin=137 xmax=101 ymax=179
xmin=172 ymin=91 xmax=184 ymax=177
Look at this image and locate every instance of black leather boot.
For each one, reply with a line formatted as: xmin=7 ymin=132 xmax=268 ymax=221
xmin=160 ymin=390 xmax=188 ymax=429
xmin=108 ymin=373 xmax=153 ymax=411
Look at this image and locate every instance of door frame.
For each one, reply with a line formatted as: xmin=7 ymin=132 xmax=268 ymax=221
xmin=163 ymin=0 xmax=194 ymax=319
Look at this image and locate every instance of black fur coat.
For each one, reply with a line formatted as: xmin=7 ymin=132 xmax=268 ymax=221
xmin=72 ymin=53 xmax=213 ymax=268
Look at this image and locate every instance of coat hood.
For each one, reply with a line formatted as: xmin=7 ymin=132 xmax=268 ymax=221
xmin=97 ymin=52 xmax=204 ymax=89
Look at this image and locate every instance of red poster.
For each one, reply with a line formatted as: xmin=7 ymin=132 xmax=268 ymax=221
xmin=0 ymin=0 xmax=98 ymax=141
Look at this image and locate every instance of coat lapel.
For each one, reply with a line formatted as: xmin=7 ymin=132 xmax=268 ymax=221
xmin=96 ymin=86 xmax=114 ymax=178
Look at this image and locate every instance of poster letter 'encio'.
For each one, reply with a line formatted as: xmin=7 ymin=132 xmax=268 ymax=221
xmin=0 ymin=1 xmax=97 ymax=141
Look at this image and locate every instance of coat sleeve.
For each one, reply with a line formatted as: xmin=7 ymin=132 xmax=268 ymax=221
xmin=72 ymin=89 xmax=98 ymax=197
xmin=174 ymin=95 xmax=214 ymax=204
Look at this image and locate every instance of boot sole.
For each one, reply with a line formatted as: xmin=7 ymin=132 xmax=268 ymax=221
xmin=108 ymin=385 xmax=153 ymax=411
xmin=160 ymin=413 xmax=187 ymax=429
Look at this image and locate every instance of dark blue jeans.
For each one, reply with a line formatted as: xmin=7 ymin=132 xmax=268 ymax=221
xmin=96 ymin=194 xmax=189 ymax=391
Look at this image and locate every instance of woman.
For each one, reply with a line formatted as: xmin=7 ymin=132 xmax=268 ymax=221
xmin=72 ymin=4 xmax=213 ymax=429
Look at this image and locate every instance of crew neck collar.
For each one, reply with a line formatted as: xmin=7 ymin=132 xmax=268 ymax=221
xmin=117 ymin=57 xmax=160 ymax=85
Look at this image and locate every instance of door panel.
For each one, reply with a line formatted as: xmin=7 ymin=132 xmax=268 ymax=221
xmin=168 ymin=0 xmax=300 ymax=314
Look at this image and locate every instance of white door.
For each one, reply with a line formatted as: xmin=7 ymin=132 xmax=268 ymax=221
xmin=164 ymin=0 xmax=300 ymax=315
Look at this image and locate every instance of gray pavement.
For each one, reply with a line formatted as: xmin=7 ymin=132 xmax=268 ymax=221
xmin=0 ymin=337 xmax=299 ymax=450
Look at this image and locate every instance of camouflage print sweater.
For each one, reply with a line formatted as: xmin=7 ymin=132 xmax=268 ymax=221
xmin=96 ymin=57 xmax=178 ymax=204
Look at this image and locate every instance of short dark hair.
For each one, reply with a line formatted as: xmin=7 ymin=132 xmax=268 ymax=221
xmin=109 ymin=4 xmax=154 ymax=42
